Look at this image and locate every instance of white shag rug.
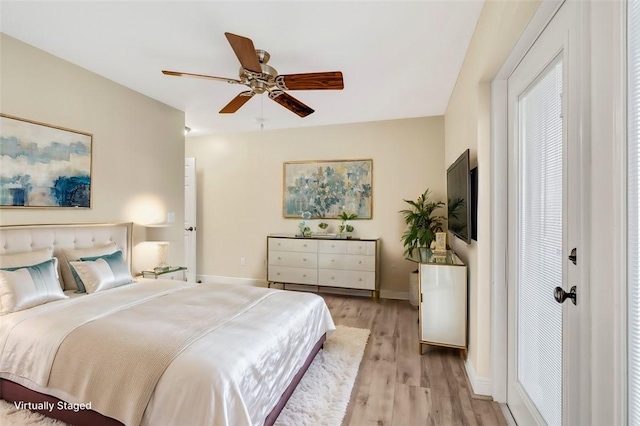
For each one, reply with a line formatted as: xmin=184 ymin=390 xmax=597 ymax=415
xmin=0 ymin=325 xmax=370 ymax=426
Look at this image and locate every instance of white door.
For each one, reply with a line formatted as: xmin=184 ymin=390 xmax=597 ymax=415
xmin=507 ymin=2 xmax=582 ymax=424
xmin=185 ymin=157 xmax=197 ymax=282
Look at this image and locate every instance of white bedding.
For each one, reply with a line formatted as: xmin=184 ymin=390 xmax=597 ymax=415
xmin=0 ymin=280 xmax=335 ymax=426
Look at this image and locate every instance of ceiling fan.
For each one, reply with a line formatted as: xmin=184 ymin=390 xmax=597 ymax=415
xmin=162 ymin=32 xmax=344 ymax=118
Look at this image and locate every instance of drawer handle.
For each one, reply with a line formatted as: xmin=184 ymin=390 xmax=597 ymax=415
xmin=303 ymin=244 xmax=307 ymax=247
xmin=359 ymin=278 xmax=363 ymax=282
xmin=331 ymin=276 xmax=335 ymax=280
xmin=331 ymin=245 xmax=335 ymax=248
xmin=331 ymin=259 xmax=335 ymax=262
xmin=359 ymin=260 xmax=362 ymax=264
xmin=303 ymin=258 xmax=307 ymax=261
xmin=303 ymin=274 xmax=307 ymax=277
xmin=278 ymin=257 xmax=281 ymax=260
xmin=276 ymin=272 xmax=281 ymax=276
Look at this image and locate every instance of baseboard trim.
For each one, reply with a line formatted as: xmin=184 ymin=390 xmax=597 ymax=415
xmin=464 ymin=359 xmax=493 ymax=397
xmin=380 ymin=290 xmax=409 ymax=300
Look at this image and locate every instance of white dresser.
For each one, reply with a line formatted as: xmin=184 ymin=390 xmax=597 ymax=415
xmin=267 ymin=235 xmax=380 ymax=298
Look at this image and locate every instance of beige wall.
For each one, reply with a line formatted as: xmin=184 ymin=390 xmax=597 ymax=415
xmin=0 ymin=34 xmax=186 ymax=272
xmin=444 ymin=1 xmax=540 ymax=379
xmin=185 ymin=116 xmax=445 ymax=295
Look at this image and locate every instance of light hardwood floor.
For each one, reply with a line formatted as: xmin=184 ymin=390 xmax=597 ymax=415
xmin=320 ymin=294 xmax=507 ymax=426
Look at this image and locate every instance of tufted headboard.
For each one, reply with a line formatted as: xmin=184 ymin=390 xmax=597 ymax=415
xmin=0 ymin=223 xmax=133 ymax=289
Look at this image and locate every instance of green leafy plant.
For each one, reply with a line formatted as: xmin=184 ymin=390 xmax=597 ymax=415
xmin=400 ymin=189 xmax=445 ymax=257
xmin=339 ymin=212 xmax=358 ymax=221
xmin=338 ymin=212 xmax=357 ymax=235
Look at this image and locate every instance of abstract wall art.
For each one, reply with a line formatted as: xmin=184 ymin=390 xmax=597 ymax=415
xmin=0 ymin=114 xmax=92 ymax=208
xmin=283 ymin=159 xmax=372 ymax=219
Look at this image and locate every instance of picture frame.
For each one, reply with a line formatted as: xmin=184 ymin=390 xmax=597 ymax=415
xmin=283 ymin=159 xmax=373 ymax=219
xmin=434 ymin=232 xmax=447 ymax=253
xmin=0 ymin=114 xmax=92 ymax=208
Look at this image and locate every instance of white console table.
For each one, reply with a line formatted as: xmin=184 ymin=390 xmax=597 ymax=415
xmin=267 ymin=235 xmax=380 ymax=298
xmin=410 ymin=249 xmax=467 ymax=357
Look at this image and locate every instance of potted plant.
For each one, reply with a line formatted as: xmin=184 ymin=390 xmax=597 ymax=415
xmin=338 ymin=212 xmax=357 ymax=238
xmin=400 ymin=189 xmax=445 ymax=261
xmin=317 ymin=222 xmax=329 ymax=234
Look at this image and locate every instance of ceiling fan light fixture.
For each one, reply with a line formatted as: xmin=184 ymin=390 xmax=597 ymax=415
xmin=162 ymin=32 xmax=344 ymax=118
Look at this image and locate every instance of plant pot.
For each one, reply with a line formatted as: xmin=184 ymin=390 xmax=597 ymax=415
xmin=409 ymin=270 xmax=419 ymax=307
xmin=419 ymin=247 xmax=430 ymax=262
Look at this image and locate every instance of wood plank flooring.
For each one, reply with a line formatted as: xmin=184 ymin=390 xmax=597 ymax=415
xmin=320 ymin=294 xmax=507 ymax=426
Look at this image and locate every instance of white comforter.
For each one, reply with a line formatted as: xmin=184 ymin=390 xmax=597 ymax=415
xmin=0 ymin=281 xmax=335 ymax=425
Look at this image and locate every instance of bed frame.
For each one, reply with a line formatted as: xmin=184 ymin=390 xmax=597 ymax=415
xmin=0 ymin=223 xmax=325 ymax=425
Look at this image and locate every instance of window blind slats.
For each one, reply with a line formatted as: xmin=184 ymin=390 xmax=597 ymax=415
xmin=517 ymin=55 xmax=563 ymax=426
xmin=629 ymin=0 xmax=640 ymax=422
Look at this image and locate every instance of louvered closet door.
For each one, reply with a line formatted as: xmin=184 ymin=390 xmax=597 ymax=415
xmin=507 ymin=2 xmax=581 ymax=424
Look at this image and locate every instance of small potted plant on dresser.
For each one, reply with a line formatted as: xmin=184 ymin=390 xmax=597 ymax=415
xmin=338 ymin=212 xmax=357 ymax=239
xmin=400 ymin=189 xmax=445 ymax=307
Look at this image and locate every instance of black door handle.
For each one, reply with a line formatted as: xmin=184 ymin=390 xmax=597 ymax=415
xmin=554 ymin=286 xmax=577 ymax=305
xmin=185 ymin=227 xmax=195 ymax=232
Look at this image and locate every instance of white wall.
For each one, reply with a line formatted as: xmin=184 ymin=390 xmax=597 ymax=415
xmin=0 ymin=34 xmax=186 ymax=273
xmin=185 ymin=116 xmax=445 ymax=295
xmin=444 ymin=0 xmax=540 ymax=384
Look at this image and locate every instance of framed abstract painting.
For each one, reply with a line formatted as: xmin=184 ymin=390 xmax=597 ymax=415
xmin=283 ymin=159 xmax=372 ymax=219
xmin=0 ymin=114 xmax=92 ymax=208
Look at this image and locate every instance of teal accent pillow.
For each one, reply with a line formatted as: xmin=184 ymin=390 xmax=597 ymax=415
xmin=70 ymin=250 xmax=133 ymax=294
xmin=0 ymin=258 xmax=67 ymax=314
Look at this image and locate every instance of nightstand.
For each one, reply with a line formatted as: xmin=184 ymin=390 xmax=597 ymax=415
xmin=140 ymin=266 xmax=187 ymax=280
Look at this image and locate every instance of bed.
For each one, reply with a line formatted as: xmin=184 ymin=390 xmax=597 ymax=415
xmin=0 ymin=223 xmax=335 ymax=426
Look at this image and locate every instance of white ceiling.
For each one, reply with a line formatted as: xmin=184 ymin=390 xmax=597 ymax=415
xmin=0 ymin=1 xmax=483 ymax=137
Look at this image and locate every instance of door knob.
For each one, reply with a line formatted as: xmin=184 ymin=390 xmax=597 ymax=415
xmin=554 ymin=286 xmax=577 ymax=305
xmin=185 ymin=226 xmax=195 ymax=231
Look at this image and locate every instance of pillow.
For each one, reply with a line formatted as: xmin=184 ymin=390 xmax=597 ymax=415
xmin=0 ymin=247 xmax=53 ymax=269
xmin=69 ymin=250 xmax=133 ymax=294
xmin=60 ymin=243 xmax=118 ymax=291
xmin=0 ymin=259 xmax=68 ymax=315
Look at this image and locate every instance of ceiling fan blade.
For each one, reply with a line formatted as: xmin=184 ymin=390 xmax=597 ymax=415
xmin=219 ymin=91 xmax=255 ymax=114
xmin=275 ymin=72 xmax=344 ymax=90
xmin=224 ymin=32 xmax=262 ymax=74
xmin=162 ymin=70 xmax=241 ymax=84
xmin=268 ymin=90 xmax=314 ymax=117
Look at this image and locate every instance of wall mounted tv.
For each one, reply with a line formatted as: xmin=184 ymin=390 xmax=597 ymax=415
xmin=447 ymin=149 xmax=472 ymax=244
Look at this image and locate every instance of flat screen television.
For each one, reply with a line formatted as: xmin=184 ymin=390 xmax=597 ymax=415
xmin=447 ymin=149 xmax=471 ymax=244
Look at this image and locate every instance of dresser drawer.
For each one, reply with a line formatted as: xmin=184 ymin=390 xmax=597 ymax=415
xmin=318 ymin=240 xmax=347 ymax=254
xmin=318 ymin=253 xmax=375 ymax=271
xmin=291 ymin=239 xmax=318 ymax=253
xmin=318 ymin=253 xmax=348 ymax=269
xmin=346 ymin=241 xmax=376 ymax=256
xmin=345 ymin=255 xmax=376 ymax=271
xmin=268 ymin=238 xmax=294 ymax=252
xmin=268 ymin=266 xmax=317 ymax=285
xmin=318 ymin=269 xmax=375 ymax=290
xmin=269 ymin=251 xmax=318 ymax=268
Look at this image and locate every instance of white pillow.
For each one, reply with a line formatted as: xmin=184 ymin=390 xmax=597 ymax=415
xmin=0 ymin=247 xmax=53 ymax=269
xmin=0 ymin=258 xmax=68 ymax=315
xmin=69 ymin=250 xmax=133 ymax=294
xmin=60 ymin=243 xmax=118 ymax=291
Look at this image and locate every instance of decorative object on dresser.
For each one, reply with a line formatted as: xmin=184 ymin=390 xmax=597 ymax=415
xmin=409 ymin=249 xmax=467 ymax=358
xmin=400 ymin=188 xmax=445 ymax=262
xmin=0 ymin=114 xmax=92 ymax=208
xmin=267 ymin=235 xmax=380 ymax=298
xmin=338 ymin=212 xmax=357 ymax=239
xmin=283 ymin=159 xmax=372 ymax=219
